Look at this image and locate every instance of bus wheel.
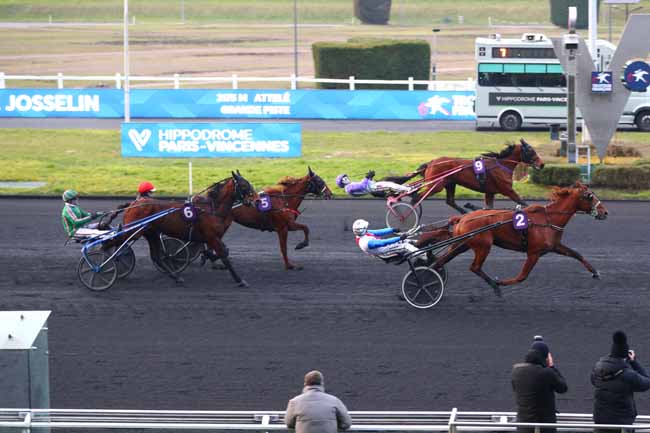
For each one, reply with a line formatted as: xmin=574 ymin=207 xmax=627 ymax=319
xmin=635 ymin=111 xmax=650 ymax=132
xmin=499 ymin=111 xmax=522 ymax=131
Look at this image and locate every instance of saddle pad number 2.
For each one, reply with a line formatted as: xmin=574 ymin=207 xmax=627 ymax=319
xmin=182 ymin=204 xmax=198 ymax=222
xmin=473 ymin=159 xmax=486 ymax=174
xmin=257 ymin=193 xmax=272 ymax=212
xmin=513 ymin=211 xmax=529 ymax=230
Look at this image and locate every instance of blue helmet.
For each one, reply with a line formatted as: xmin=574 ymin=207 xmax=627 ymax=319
xmin=336 ymin=174 xmax=350 ymax=188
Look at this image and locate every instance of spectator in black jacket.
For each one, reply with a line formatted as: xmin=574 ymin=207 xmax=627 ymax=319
xmin=591 ymin=331 xmax=650 ymax=433
xmin=512 ymin=337 xmax=568 ymax=433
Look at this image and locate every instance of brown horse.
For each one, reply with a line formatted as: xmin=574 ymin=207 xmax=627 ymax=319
xmin=419 ymin=182 xmax=607 ymax=296
xmin=230 ymin=167 xmax=332 ymax=270
xmin=121 ymin=171 xmax=257 ymax=287
xmin=413 ymin=138 xmax=545 ymax=213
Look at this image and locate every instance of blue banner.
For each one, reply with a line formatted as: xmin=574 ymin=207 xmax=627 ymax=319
xmin=0 ymin=89 xmax=476 ymax=120
xmin=121 ymin=122 xmax=302 ymax=158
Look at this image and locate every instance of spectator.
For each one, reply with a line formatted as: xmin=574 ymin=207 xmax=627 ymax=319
xmin=285 ymin=370 xmax=352 ymax=433
xmin=512 ymin=336 xmax=568 ymax=433
xmin=591 ymin=331 xmax=650 ymax=433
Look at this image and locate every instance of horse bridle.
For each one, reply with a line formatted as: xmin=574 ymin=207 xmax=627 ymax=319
xmin=583 ymin=190 xmax=603 ymax=218
xmin=520 ymin=143 xmax=538 ymax=165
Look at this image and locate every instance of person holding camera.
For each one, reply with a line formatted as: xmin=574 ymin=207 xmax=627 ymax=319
xmin=591 ymin=331 xmax=650 ymax=433
xmin=511 ymin=336 xmax=568 ymax=433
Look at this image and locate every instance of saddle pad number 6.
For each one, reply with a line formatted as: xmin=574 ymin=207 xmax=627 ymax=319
xmin=257 ymin=193 xmax=272 ymax=212
xmin=473 ymin=159 xmax=486 ymax=174
xmin=182 ymin=203 xmax=198 ymax=222
xmin=513 ymin=211 xmax=529 ymax=230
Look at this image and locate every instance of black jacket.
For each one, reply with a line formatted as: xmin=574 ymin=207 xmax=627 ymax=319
xmin=591 ymin=356 xmax=650 ymax=425
xmin=512 ymin=350 xmax=568 ymax=433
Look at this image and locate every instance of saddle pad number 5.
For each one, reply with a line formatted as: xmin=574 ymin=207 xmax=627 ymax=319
xmin=513 ymin=211 xmax=529 ymax=230
xmin=473 ymin=159 xmax=486 ymax=174
xmin=257 ymin=193 xmax=272 ymax=212
xmin=182 ymin=204 xmax=198 ymax=222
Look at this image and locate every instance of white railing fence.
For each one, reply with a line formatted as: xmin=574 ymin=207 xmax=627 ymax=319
xmin=1 ymin=409 xmax=649 ymax=432
xmin=0 ymin=73 xmax=476 ymax=91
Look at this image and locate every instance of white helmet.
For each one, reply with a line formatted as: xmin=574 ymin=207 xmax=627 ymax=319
xmin=352 ymin=219 xmax=369 ymax=236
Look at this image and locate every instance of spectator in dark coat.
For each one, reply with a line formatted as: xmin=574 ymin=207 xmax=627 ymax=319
xmin=285 ymin=370 xmax=352 ymax=433
xmin=512 ymin=337 xmax=568 ymax=433
xmin=591 ymin=331 xmax=650 ymax=433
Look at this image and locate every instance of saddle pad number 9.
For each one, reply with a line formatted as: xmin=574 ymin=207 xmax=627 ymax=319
xmin=513 ymin=211 xmax=529 ymax=230
xmin=257 ymin=193 xmax=272 ymax=212
xmin=182 ymin=203 xmax=198 ymax=222
xmin=473 ymin=159 xmax=486 ymax=174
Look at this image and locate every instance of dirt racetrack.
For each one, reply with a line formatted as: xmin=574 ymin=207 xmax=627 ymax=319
xmin=1 ymin=198 xmax=649 ymax=413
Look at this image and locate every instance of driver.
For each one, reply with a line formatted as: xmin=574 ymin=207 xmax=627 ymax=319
xmin=337 ymin=171 xmax=411 ymax=197
xmin=352 ymin=219 xmax=419 ymax=257
xmin=61 ymin=189 xmax=105 ymax=238
xmin=136 ymin=181 xmax=156 ymax=200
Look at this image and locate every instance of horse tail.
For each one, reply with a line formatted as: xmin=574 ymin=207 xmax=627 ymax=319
xmin=380 ymin=162 xmax=429 ymax=184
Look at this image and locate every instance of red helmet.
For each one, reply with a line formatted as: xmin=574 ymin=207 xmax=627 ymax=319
xmin=138 ymin=181 xmax=156 ymax=194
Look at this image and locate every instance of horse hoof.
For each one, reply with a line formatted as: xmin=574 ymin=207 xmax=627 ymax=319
xmin=295 ymin=242 xmax=309 ymax=250
xmin=592 ymin=271 xmax=601 ymax=279
xmin=490 ymin=281 xmax=502 ymax=297
xmin=237 ymin=280 xmax=249 ymax=288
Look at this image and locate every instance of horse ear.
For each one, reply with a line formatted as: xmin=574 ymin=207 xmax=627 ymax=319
xmin=231 ymin=171 xmax=237 ymax=179
xmin=237 ymin=169 xmax=241 ymax=175
xmin=520 ymin=138 xmax=527 ymax=146
xmin=308 ymin=166 xmax=314 ymax=176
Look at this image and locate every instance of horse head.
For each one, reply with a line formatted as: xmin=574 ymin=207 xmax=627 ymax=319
xmin=306 ymin=166 xmax=333 ymax=199
xmin=231 ymin=170 xmax=257 ymax=206
xmin=518 ymin=138 xmax=544 ymax=170
xmin=573 ymin=182 xmax=608 ymax=220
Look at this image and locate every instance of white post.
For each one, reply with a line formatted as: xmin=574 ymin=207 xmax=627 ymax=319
xmin=188 ymin=161 xmax=193 ymax=196
xmin=232 ymin=74 xmax=238 ymax=90
xmin=290 ymin=73 xmax=297 ymax=90
xmin=0 ymin=72 xmax=5 ymax=89
xmin=115 ymin=72 xmax=121 ymax=89
xmin=408 ymin=76 xmax=414 ymax=91
xmin=349 ymin=76 xmax=355 ymax=90
xmin=57 ymin=72 xmax=63 ymax=89
xmin=173 ymin=73 xmax=180 ymax=89
xmin=123 ymin=0 xmax=131 ymax=122
xmin=583 ymin=0 xmax=598 ymax=145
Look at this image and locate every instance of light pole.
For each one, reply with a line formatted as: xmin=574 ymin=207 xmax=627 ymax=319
xmin=293 ymin=0 xmax=298 ymax=84
xmin=431 ymin=28 xmax=440 ymax=81
xmin=123 ymin=0 xmax=130 ymax=122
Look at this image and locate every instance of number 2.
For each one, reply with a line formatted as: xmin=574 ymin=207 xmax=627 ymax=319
xmin=515 ymin=213 xmax=525 ymax=227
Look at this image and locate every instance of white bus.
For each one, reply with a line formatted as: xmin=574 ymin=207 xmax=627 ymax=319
xmin=474 ymin=33 xmax=650 ymax=131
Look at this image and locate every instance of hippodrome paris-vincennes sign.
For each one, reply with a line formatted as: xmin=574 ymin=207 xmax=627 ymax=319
xmin=551 ymin=14 xmax=650 ymax=161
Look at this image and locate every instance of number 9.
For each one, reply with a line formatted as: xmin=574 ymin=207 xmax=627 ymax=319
xmin=474 ymin=160 xmax=483 ymax=171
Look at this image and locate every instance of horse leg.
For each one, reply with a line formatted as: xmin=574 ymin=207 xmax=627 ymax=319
xmin=289 ymin=220 xmax=310 ymax=250
xmin=484 ymin=193 xmax=495 ymax=209
xmin=553 ymin=243 xmax=600 ymax=279
xmin=466 ymin=242 xmax=503 ymax=297
xmin=148 ymin=234 xmax=184 ymax=284
xmin=277 ymin=227 xmax=301 ymax=270
xmin=500 ymin=186 xmax=528 ymax=207
xmin=497 ymin=252 xmax=541 ymax=286
xmin=207 ymin=237 xmax=248 ymax=287
xmin=445 ymin=183 xmax=469 ymax=214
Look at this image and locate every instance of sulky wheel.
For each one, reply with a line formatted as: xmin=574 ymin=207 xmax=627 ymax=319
xmin=187 ymin=242 xmax=205 ymax=264
xmin=401 ymin=266 xmax=445 ymax=309
xmin=77 ymin=251 xmax=118 ymax=292
xmin=114 ymin=245 xmax=136 ymax=279
xmin=386 ymin=202 xmax=420 ymax=232
xmin=153 ymin=237 xmax=190 ymax=274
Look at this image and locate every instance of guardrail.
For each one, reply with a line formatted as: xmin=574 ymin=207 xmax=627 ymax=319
xmin=1 ymin=409 xmax=649 ymax=432
xmin=0 ymin=72 xmax=476 ymax=91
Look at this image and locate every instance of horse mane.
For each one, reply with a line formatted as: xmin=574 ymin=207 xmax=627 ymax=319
xmin=482 ymin=142 xmax=516 ymax=159
xmin=278 ymin=176 xmax=302 ymax=186
xmin=549 ymin=185 xmax=574 ymax=201
xmin=206 ymin=177 xmax=230 ymax=198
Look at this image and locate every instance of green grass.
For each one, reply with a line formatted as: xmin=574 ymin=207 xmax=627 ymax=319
xmin=1 ymin=128 xmax=649 ymax=200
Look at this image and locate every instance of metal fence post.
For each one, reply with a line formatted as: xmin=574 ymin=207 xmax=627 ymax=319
xmin=232 ymin=74 xmax=238 ymax=90
xmin=0 ymin=72 xmax=5 ymax=89
xmin=448 ymin=407 xmax=458 ymax=433
xmin=115 ymin=73 xmax=121 ymax=89
xmin=173 ymin=73 xmax=180 ymax=89
xmin=57 ymin=72 xmax=64 ymax=89
xmin=290 ymin=74 xmax=297 ymax=90
xmin=349 ymin=76 xmax=355 ymax=90
xmin=408 ymin=76 xmax=414 ymax=91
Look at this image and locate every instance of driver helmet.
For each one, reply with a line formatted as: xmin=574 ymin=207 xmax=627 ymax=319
xmin=62 ymin=189 xmax=79 ymax=202
xmin=336 ymin=174 xmax=351 ymax=188
xmin=138 ymin=181 xmax=156 ymax=195
xmin=352 ymin=219 xmax=369 ymax=236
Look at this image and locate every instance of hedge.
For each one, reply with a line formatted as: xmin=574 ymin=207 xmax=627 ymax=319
xmin=592 ymin=165 xmax=650 ymax=189
xmin=530 ymin=165 xmax=582 ymax=186
xmin=550 ymin=0 xmax=600 ymax=29
xmin=312 ymin=38 xmax=430 ymax=89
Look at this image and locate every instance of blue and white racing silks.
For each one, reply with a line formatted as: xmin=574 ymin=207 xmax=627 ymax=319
xmin=356 ymin=228 xmax=418 ymax=256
